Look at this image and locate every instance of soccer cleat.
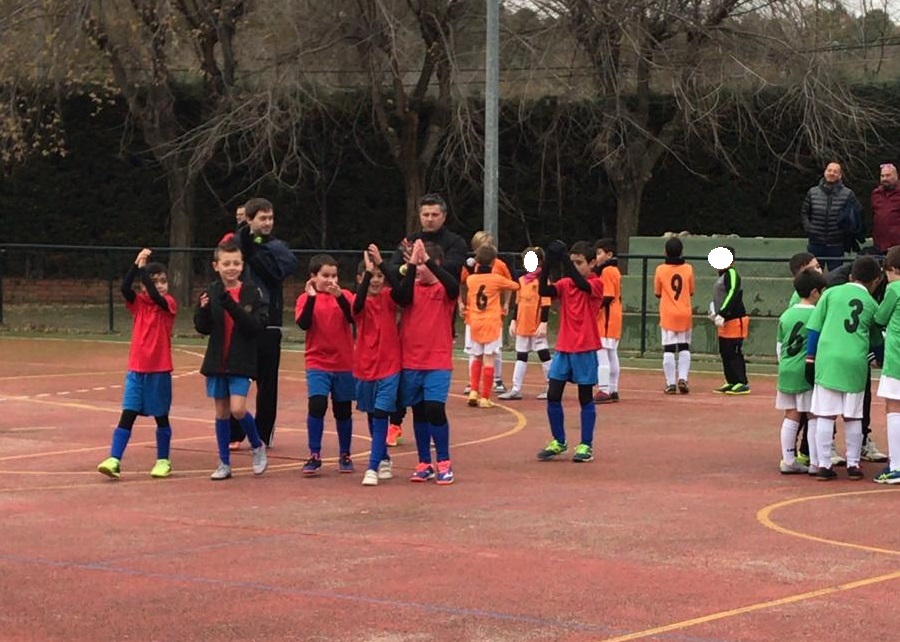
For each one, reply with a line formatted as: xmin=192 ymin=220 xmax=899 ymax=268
xmin=435 ymin=460 xmax=455 ymax=485
xmin=302 ymin=455 xmax=322 ymax=476
xmin=861 ymin=438 xmax=888 ymax=463
xmin=536 ymin=389 xmax=548 ymax=400
xmin=664 ymin=385 xmax=677 ymax=395
xmin=97 ymin=457 xmax=121 ymax=479
xmin=816 ymin=466 xmax=838 ymax=481
xmin=150 ymin=459 xmax=172 ymax=478
xmin=497 ymin=389 xmax=523 ymax=400
xmin=536 ymin=439 xmax=568 ymax=461
xmin=386 ymin=424 xmax=403 ymax=447
xmin=478 ymin=398 xmax=495 ymax=409
xmin=210 ymin=462 xmax=232 ymax=480
xmin=338 ymin=453 xmax=354 ymax=473
xmin=779 ymin=460 xmax=808 ymax=474
xmin=467 ymin=390 xmax=480 ymax=407
xmin=874 ymin=467 xmax=900 ymax=484
xmin=410 ymin=462 xmax=435 ymax=482
xmin=713 ymin=382 xmax=732 ymax=394
xmin=725 ymin=383 xmax=751 ymax=395
xmin=377 ymin=458 xmax=393 ymax=480
xmin=251 ymin=444 xmax=268 ymax=475
xmin=677 ymin=379 xmax=690 ymax=394
xmin=830 ymin=445 xmax=847 ymax=467
xmin=593 ymin=391 xmax=614 ymax=404
xmin=493 ymin=380 xmax=508 ymax=393
xmin=847 ymin=466 xmax=864 ymax=480
xmin=572 ymin=444 xmax=594 ymax=463
xmin=796 ymin=453 xmax=811 ymax=467
xmin=362 ymin=469 xmax=379 ymax=486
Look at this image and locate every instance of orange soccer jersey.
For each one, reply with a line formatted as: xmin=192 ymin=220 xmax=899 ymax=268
xmin=461 ymin=257 xmax=512 ymax=324
xmin=654 ymin=261 xmax=695 ymax=332
xmin=596 ymin=265 xmax=623 ymax=340
xmin=514 ymin=275 xmax=551 ymax=337
xmin=465 ymin=272 xmax=519 ymax=343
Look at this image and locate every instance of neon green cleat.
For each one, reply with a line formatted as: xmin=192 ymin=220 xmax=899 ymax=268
xmin=536 ymin=439 xmax=568 ymax=461
xmin=150 ymin=459 xmax=172 ymax=478
xmin=98 ymin=457 xmax=121 ymax=479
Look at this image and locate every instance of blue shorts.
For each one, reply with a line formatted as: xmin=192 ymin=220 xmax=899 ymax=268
xmin=307 ymin=370 xmax=356 ymax=402
xmin=400 ymin=369 xmax=452 ymax=408
xmin=205 ymin=375 xmax=252 ymax=399
xmin=356 ymin=373 xmax=401 ymax=414
xmin=122 ymin=371 xmax=172 ymax=417
xmin=548 ymin=351 xmax=598 ymax=385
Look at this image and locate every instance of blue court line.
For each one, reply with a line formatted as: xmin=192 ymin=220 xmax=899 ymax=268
xmin=0 ymin=551 xmax=737 ymax=642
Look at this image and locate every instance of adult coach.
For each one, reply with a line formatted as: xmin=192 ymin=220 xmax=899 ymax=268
xmin=390 ymin=193 xmax=468 ymax=282
xmin=800 ymin=161 xmax=863 ymax=272
xmin=872 ymin=163 xmax=900 ymax=255
xmin=230 ymin=197 xmax=298 ymax=448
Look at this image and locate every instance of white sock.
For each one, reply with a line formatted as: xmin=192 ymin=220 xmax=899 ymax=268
xmin=597 ymin=349 xmax=609 ymax=392
xmin=807 ymin=417 xmax=819 ymax=469
xmin=607 ymin=348 xmax=620 ymax=394
xmin=663 ymin=352 xmax=676 ymax=386
xmin=887 ymin=413 xmax=900 ymax=470
xmin=844 ymin=419 xmax=863 ymax=467
xmin=816 ymin=417 xmax=836 ymax=469
xmin=512 ymin=359 xmax=527 ymax=393
xmin=494 ymin=351 xmax=503 ymax=382
xmin=781 ymin=418 xmax=801 ymax=463
xmin=677 ymin=350 xmax=691 ymax=382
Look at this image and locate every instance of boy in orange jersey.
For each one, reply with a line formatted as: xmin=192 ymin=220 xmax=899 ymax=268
xmin=465 ymin=244 xmax=520 ymax=408
xmin=654 ymin=237 xmax=696 ymax=394
xmin=593 ymin=239 xmax=623 ymax=404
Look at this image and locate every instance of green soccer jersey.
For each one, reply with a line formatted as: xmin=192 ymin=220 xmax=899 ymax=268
xmin=806 ymin=282 xmax=880 ymax=393
xmin=875 ymin=281 xmax=900 ymax=379
xmin=777 ymin=304 xmax=815 ymax=394
xmin=788 ymin=290 xmax=800 ymax=307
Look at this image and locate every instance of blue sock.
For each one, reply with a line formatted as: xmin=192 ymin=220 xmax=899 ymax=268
xmin=110 ymin=427 xmax=131 ymax=459
xmin=238 ymin=412 xmax=262 ymax=449
xmin=580 ymin=402 xmax=596 ymax=447
xmin=155 ymin=425 xmax=172 ymax=460
xmin=214 ymin=418 xmax=231 ymax=465
xmin=547 ymin=400 xmax=566 ymax=444
xmin=431 ymin=422 xmax=450 ymax=461
xmin=413 ymin=421 xmax=432 ymax=463
xmin=367 ymin=415 xmax=375 ymax=437
xmin=368 ymin=416 xmax=389 ymax=471
xmin=336 ymin=417 xmax=353 ymax=455
xmin=307 ymin=415 xmax=324 ymax=454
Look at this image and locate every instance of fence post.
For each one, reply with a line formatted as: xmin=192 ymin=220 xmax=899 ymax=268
xmin=640 ymin=256 xmax=648 ymax=357
xmin=107 ymin=250 xmax=115 ymax=333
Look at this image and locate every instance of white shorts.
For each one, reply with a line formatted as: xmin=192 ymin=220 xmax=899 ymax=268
xmin=661 ymin=329 xmax=692 ymax=346
xmin=600 ymin=338 xmax=619 ymax=350
xmin=876 ymin=374 xmax=900 ymax=400
xmin=470 ymin=337 xmax=502 ymax=356
xmin=811 ymin=385 xmax=865 ymax=419
xmin=514 ymin=335 xmax=550 ymax=353
xmin=775 ymin=390 xmax=813 ymax=413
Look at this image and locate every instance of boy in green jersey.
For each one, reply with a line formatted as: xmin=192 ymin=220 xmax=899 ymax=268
xmin=805 ymin=256 xmax=884 ymax=481
xmin=776 ymin=269 xmax=827 ymax=474
xmin=873 ymin=246 xmax=900 ymax=484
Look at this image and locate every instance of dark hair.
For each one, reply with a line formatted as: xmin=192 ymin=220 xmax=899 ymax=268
xmin=214 ymin=239 xmax=242 ymax=261
xmin=244 ymin=197 xmax=273 ymax=220
xmin=794 ymin=268 xmax=827 ymax=299
xmin=723 ymin=245 xmax=736 ymax=258
xmin=417 ymin=193 xmax=447 ymax=214
xmin=145 ymin=262 xmax=167 ymax=277
xmin=884 ymin=246 xmax=900 ymax=272
xmin=850 ymin=255 xmax=881 ymax=284
xmin=309 ymin=253 xmax=338 ymax=276
xmin=475 ymin=244 xmax=497 ymax=266
xmin=424 ymin=242 xmax=444 ymax=263
xmin=789 ymin=252 xmax=816 ymax=276
xmin=664 ymin=237 xmax=683 ymax=258
xmin=594 ymin=238 xmax=616 ymax=255
xmin=523 ymin=246 xmax=544 ymax=264
xmin=569 ymin=241 xmax=594 ymax=262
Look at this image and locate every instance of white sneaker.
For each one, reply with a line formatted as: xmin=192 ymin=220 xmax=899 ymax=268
xmin=779 ymin=460 xmax=809 ymax=474
xmin=861 ymin=438 xmax=888 ymax=463
xmin=210 ymin=462 xmax=232 ymax=480
xmin=377 ymin=459 xmax=393 ymax=480
xmin=251 ymin=444 xmax=268 ymax=475
xmin=830 ymin=444 xmax=847 ymax=467
xmin=362 ymin=469 xmax=379 ymax=486
xmin=497 ymin=389 xmax=523 ymax=400
xmin=462 ymin=385 xmax=472 ymax=394
xmin=536 ymin=389 xmax=548 ymax=400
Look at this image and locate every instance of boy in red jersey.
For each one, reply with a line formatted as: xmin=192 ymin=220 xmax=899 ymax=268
xmin=194 ymin=240 xmax=269 ymax=480
xmin=354 ymin=244 xmax=404 ymax=486
xmin=98 ymin=249 xmax=177 ymax=480
xmin=295 ymin=254 xmax=356 ymax=476
xmin=396 ymin=240 xmax=460 ymax=485
xmin=536 ymin=240 xmax=604 ymax=463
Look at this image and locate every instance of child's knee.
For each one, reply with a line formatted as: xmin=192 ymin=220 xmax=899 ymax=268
xmin=332 ymin=400 xmax=352 ymax=421
xmin=537 ymin=349 xmax=551 ymax=362
xmin=577 ymin=384 xmax=594 ymax=406
xmin=308 ymin=395 xmax=328 ymax=418
xmin=516 ymin=351 xmax=529 ymax=362
xmin=423 ymin=401 xmax=447 ymax=426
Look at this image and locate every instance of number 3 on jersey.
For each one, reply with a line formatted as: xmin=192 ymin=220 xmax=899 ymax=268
xmin=844 ymin=298 xmax=863 ymax=333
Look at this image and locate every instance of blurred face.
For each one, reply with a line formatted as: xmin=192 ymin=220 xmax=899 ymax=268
xmin=312 ymin=264 xmax=339 ymax=291
xmin=595 ymin=248 xmax=613 ymax=264
xmin=570 ymin=253 xmax=592 ymax=277
xmin=824 ymin=163 xmax=842 ymax=183
xmin=235 ymin=206 xmax=247 ymax=225
xmin=419 ymin=204 xmax=446 ymax=233
xmin=214 ymin=250 xmax=243 ymax=286
xmin=147 ymin=272 xmax=169 ymax=296
xmin=801 ymin=259 xmax=823 ymax=274
xmin=249 ymin=209 xmax=274 ymax=236
xmin=886 ymin=267 xmax=900 ymax=283
xmin=881 ymin=165 xmax=898 ymax=190
xmin=367 ymin=267 xmax=386 ymax=295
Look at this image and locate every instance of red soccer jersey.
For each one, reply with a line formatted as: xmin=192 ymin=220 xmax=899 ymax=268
xmin=554 ymin=274 xmax=603 ymax=353
xmin=353 ymin=288 xmax=402 ymax=381
xmin=126 ymin=292 xmax=177 ymax=373
xmin=295 ymin=289 xmax=355 ymax=371
xmin=400 ymin=281 xmax=457 ymax=370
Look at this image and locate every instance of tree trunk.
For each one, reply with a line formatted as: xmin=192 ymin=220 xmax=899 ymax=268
xmin=402 ymin=163 xmax=425 ymax=236
xmin=164 ymin=163 xmax=197 ymax=306
xmin=611 ymin=179 xmax=646 ymax=275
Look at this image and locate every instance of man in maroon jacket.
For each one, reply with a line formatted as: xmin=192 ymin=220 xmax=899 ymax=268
xmin=872 ymin=163 xmax=900 ymax=254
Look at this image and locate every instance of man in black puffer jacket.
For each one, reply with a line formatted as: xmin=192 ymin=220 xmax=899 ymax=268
xmin=801 ymin=162 xmax=863 ymax=272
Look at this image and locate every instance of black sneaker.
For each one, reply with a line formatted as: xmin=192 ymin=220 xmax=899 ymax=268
xmin=817 ymin=467 xmax=838 ymax=481
xmin=302 ymin=455 xmax=322 ymax=476
xmin=664 ymin=385 xmax=677 ymax=395
xmin=847 ymin=466 xmax=864 ymax=480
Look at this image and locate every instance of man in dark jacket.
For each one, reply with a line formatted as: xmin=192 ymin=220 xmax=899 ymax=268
xmin=801 ymin=162 xmax=863 ymax=272
xmin=390 ymin=193 xmax=468 ymax=282
xmin=872 ymin=163 xmax=900 ymax=254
